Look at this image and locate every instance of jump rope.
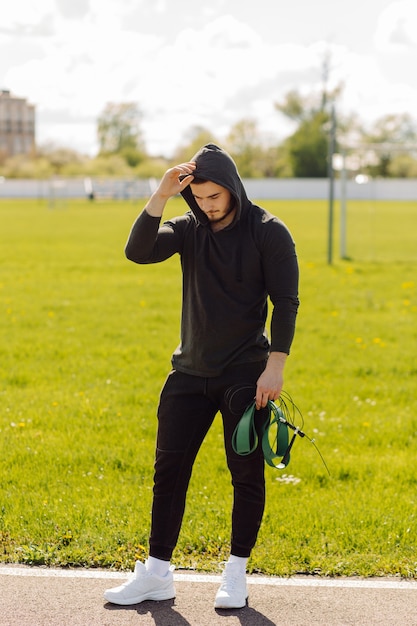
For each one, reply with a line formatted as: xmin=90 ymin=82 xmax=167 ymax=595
xmin=232 ymin=390 xmax=330 ymax=474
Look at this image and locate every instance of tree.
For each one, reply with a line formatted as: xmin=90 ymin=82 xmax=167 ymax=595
xmin=225 ymin=119 xmax=266 ymax=178
xmin=38 ymin=143 xmax=87 ymax=175
xmin=283 ymin=111 xmax=330 ymax=177
xmin=359 ymin=113 xmax=417 ymax=177
xmin=274 ymin=55 xmax=344 ymax=177
xmin=225 ymin=118 xmax=291 ymax=178
xmin=275 ymin=89 xmax=338 ymax=177
xmin=387 ymin=153 xmax=417 ymax=177
xmin=97 ymin=102 xmax=145 ymax=165
xmin=275 ymin=89 xmax=309 ymax=122
xmin=171 ymin=126 xmax=218 ymax=164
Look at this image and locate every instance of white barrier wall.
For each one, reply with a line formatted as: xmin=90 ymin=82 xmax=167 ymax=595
xmin=0 ymin=177 xmax=416 ymax=200
xmin=243 ymin=178 xmax=417 ymax=200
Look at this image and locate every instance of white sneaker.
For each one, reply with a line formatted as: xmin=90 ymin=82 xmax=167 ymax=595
xmin=214 ymin=561 xmax=248 ymax=609
xmin=104 ymin=560 xmax=175 ymax=605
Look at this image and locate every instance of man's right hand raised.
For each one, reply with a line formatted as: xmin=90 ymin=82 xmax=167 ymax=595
xmin=145 ymin=162 xmax=196 ymax=216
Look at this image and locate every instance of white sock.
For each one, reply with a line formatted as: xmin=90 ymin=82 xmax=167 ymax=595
xmin=146 ymin=556 xmax=170 ymax=577
xmin=228 ymin=554 xmax=248 ymax=574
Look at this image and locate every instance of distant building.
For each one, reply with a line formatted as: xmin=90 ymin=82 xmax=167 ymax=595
xmin=0 ymin=89 xmax=36 ymax=157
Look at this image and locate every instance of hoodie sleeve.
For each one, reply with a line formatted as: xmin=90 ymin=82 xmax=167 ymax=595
xmin=260 ymin=218 xmax=300 ymax=354
xmin=125 ymin=209 xmax=183 ymax=264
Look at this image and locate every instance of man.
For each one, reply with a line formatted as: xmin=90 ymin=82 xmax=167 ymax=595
xmin=104 ymin=144 xmax=299 ymax=609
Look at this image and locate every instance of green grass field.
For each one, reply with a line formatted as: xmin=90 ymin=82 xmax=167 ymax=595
xmin=1 ymin=197 xmax=416 ymax=577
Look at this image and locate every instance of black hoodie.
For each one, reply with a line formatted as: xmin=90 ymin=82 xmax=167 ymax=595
xmin=125 ymin=144 xmax=299 ymax=377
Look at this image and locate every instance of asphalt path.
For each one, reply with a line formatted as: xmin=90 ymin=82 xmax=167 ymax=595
xmin=1 ymin=565 xmax=417 ymax=626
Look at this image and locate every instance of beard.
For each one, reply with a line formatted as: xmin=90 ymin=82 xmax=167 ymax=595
xmin=208 ymin=200 xmax=236 ymax=224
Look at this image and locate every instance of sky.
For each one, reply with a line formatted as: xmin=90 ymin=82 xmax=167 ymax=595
xmin=1 ymin=0 xmax=416 ymax=157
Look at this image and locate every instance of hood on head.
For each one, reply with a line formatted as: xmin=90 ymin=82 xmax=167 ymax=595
xmin=180 ymin=144 xmax=249 ymax=226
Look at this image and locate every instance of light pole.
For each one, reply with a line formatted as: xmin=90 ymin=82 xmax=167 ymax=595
xmin=327 ymin=104 xmax=336 ymax=265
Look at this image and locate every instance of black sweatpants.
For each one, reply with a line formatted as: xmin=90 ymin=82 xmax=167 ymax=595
xmin=149 ymin=360 xmax=268 ymax=561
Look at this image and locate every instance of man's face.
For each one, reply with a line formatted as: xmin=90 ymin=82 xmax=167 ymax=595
xmin=190 ymin=181 xmax=235 ymax=226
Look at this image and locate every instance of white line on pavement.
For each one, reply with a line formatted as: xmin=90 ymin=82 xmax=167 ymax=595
xmin=1 ymin=566 xmax=416 ymax=590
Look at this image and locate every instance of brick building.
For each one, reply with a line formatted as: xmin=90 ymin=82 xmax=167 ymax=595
xmin=0 ymin=89 xmax=36 ymax=157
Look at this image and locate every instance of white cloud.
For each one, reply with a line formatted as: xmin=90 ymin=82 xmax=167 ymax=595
xmin=1 ymin=0 xmax=417 ymax=156
xmin=128 ymin=18 xmax=331 ymax=154
xmin=374 ymin=1 xmax=417 ymax=50
xmin=1 ymin=0 xmax=55 ymax=29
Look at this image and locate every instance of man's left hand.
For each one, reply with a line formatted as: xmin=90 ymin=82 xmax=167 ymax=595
xmin=255 ymin=352 xmax=287 ymax=409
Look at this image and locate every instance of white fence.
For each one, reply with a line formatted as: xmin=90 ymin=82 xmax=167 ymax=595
xmin=244 ymin=178 xmax=417 ymax=200
xmin=0 ymin=177 xmax=416 ymax=201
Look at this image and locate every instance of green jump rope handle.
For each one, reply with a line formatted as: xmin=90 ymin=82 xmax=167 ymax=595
xmin=232 ymin=400 xmax=290 ymax=469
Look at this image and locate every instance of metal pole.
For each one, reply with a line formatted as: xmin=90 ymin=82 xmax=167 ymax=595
xmin=327 ymin=105 xmax=336 ymax=265
xmin=340 ymin=150 xmax=347 ymax=259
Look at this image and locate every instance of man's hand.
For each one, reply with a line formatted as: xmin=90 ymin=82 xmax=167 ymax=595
xmin=255 ymin=352 xmax=287 ymax=409
xmin=145 ymin=162 xmax=196 ymax=217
